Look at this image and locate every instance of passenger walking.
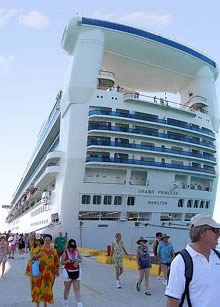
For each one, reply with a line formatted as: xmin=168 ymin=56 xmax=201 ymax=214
xmin=166 ymin=214 xmax=220 ymax=307
xmin=136 ymin=237 xmax=151 ymax=295
xmin=152 ymin=232 xmax=162 ymax=279
xmin=157 ymin=233 xmax=174 ymax=285
xmin=26 ymin=234 xmax=60 ymax=306
xmin=8 ymin=234 xmax=16 ymax=259
xmin=0 ymin=235 xmax=8 ymax=279
xmin=61 ymin=239 xmax=83 ymax=307
xmin=24 ymin=233 xmax=29 ymax=253
xmin=18 ymin=234 xmax=25 ymax=258
xmin=111 ymin=233 xmax=130 ymax=288
xmin=55 ymin=232 xmax=67 ymax=258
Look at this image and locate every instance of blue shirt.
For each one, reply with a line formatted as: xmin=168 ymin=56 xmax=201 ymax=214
xmin=157 ymin=241 xmax=174 ymax=264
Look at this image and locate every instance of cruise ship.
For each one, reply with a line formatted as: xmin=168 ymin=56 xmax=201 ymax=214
xmin=6 ymin=16 xmax=219 ymax=252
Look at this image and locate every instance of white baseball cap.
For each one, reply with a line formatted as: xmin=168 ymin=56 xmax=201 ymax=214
xmin=35 ymin=233 xmax=41 ymax=240
xmin=190 ymin=214 xmax=220 ymax=228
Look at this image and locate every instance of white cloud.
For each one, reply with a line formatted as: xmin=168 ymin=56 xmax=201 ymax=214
xmin=0 ymin=55 xmax=14 ymax=76
xmin=19 ymin=11 xmax=50 ymax=29
xmin=88 ymin=10 xmax=172 ymax=30
xmin=0 ymin=8 xmax=20 ymax=27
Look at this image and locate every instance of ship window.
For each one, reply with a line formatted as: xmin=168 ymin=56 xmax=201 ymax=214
xmin=104 ymin=195 xmax=112 ymax=205
xmin=127 ymin=197 xmax=135 ymax=206
xmin=200 ymin=200 xmax=204 ymax=208
xmin=194 ymin=200 xmax=199 ymax=208
xmin=82 ymin=195 xmax=91 ymax=205
xmin=138 ymin=212 xmax=152 ymax=221
xmin=127 ymin=212 xmax=138 ymax=221
xmin=51 ymin=213 xmax=59 ymax=223
xmin=114 ymin=196 xmax=122 ymax=205
xmin=93 ymin=195 xmax=101 ymax=205
xmin=187 ymin=200 xmax=193 ymax=208
xmin=178 ymin=199 xmax=184 ymax=207
xmin=205 ymin=201 xmax=210 ymax=209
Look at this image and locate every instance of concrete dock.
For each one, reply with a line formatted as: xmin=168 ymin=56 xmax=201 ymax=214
xmin=0 ymin=254 xmax=167 ymax=306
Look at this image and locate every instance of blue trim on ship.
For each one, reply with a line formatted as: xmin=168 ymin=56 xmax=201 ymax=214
xmin=82 ymin=17 xmax=216 ymax=69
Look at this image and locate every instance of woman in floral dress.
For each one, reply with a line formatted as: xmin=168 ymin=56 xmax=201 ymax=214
xmin=110 ymin=233 xmax=131 ymax=288
xmin=26 ymin=234 xmax=60 ymax=306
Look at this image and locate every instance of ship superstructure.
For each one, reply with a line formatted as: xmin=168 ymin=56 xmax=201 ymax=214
xmin=6 ymin=17 xmax=219 ymax=252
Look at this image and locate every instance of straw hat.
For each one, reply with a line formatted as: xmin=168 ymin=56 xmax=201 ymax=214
xmin=161 ymin=233 xmax=170 ymax=239
xmin=136 ymin=236 xmax=147 ymax=245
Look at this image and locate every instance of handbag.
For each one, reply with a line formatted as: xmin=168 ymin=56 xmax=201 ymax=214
xmin=32 ymin=260 xmax=40 ymax=277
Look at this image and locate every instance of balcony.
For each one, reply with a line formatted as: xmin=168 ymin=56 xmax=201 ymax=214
xmin=89 ymin=110 xmax=215 ymax=138
xmin=186 ymin=96 xmax=208 ymax=110
xmin=87 ymin=140 xmax=216 ymax=163
xmin=34 ymin=166 xmax=59 ymax=189
xmin=98 ymin=70 xmax=115 ymax=88
xmin=85 ymin=157 xmax=216 ymax=176
xmin=88 ymin=125 xmax=215 ymax=150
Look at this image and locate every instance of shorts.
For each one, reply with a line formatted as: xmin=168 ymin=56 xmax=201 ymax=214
xmin=139 ymin=260 xmax=151 ymax=270
xmin=62 ymin=268 xmax=81 ymax=282
xmin=0 ymin=255 xmax=8 ymax=264
xmin=10 ymin=244 xmax=16 ymax=252
xmin=113 ymin=257 xmax=123 ymax=269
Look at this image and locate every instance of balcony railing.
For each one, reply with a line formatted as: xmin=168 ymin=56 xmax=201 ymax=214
xmin=89 ymin=110 xmax=215 ymax=137
xmin=86 ymin=157 xmax=216 ymax=175
xmin=88 ymin=125 xmax=215 ymax=150
xmin=87 ymin=141 xmax=216 ymax=162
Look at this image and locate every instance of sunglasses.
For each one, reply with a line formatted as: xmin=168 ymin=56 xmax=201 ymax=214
xmin=206 ymin=227 xmax=220 ymax=234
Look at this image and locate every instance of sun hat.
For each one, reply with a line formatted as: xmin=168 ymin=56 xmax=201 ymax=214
xmin=161 ymin=233 xmax=170 ymax=239
xmin=136 ymin=236 xmax=147 ymax=245
xmin=190 ymin=214 xmax=220 ymax=228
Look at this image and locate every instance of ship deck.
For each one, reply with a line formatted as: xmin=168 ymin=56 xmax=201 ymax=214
xmin=1 ymin=253 xmax=166 ymax=306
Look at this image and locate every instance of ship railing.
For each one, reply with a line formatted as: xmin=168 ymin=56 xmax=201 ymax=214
xmin=88 ymin=125 xmax=215 ymax=149
xmin=87 ymin=140 xmax=216 ymax=162
xmin=89 ymin=110 xmax=215 ymax=137
xmin=85 ymin=157 xmax=216 ymax=175
xmin=123 ymin=92 xmax=210 ymax=115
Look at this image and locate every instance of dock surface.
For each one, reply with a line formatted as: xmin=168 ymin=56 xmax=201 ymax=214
xmin=0 ymin=254 xmax=166 ymax=306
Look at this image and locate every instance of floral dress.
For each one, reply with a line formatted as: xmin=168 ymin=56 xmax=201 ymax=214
xmin=112 ymin=241 xmax=124 ymax=268
xmin=26 ymin=246 xmax=60 ymax=304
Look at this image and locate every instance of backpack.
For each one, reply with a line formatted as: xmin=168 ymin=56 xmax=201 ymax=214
xmin=170 ymin=248 xmax=220 ymax=307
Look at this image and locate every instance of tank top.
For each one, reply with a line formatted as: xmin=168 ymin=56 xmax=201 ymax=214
xmin=64 ymin=249 xmax=80 ymax=271
xmin=137 ymin=245 xmax=149 ymax=262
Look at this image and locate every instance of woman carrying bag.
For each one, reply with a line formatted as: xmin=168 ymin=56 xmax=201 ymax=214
xmin=61 ymin=239 xmax=83 ymax=307
xmin=26 ymin=234 xmax=60 ymax=307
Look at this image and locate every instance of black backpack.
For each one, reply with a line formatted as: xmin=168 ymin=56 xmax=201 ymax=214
xmin=170 ymin=248 xmax=220 ymax=307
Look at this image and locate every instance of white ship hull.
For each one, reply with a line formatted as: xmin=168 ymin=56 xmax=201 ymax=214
xmin=7 ymin=16 xmax=219 ymax=254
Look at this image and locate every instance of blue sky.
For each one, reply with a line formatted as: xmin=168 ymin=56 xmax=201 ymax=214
xmin=0 ymin=0 xmax=220 ymax=229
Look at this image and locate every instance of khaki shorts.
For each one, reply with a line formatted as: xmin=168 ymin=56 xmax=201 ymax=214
xmin=0 ymin=255 xmax=7 ymax=264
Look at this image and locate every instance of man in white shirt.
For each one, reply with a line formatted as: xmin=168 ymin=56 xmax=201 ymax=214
xmin=166 ymin=214 xmax=220 ymax=307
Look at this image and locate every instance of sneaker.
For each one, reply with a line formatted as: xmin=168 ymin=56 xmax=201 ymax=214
xmin=136 ymin=282 xmax=140 ymax=291
xmin=63 ymin=301 xmax=68 ymax=307
xmin=145 ymin=290 xmax=151 ymax=296
xmin=116 ymin=280 xmax=121 ymax=288
xmin=77 ymin=303 xmax=83 ymax=307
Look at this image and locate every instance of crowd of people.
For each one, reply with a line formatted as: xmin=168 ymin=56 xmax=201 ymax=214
xmin=0 ymin=214 xmax=220 ymax=307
